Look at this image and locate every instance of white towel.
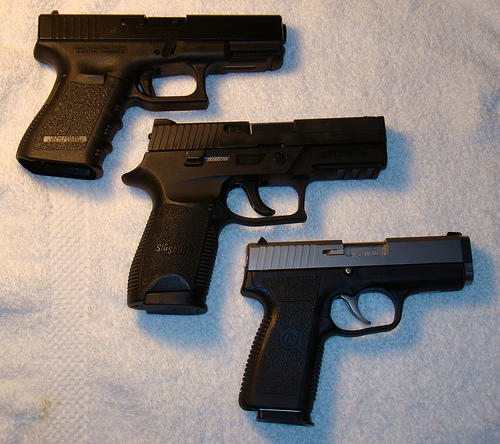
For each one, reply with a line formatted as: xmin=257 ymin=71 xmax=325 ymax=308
xmin=0 ymin=1 xmax=498 ymax=443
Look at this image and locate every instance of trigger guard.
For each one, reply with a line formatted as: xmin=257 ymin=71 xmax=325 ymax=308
xmin=127 ymin=63 xmax=209 ymax=111
xmin=329 ymin=287 xmax=407 ymax=337
xmin=224 ymin=179 xmax=308 ymax=227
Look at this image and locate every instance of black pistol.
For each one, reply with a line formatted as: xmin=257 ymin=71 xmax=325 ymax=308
xmin=17 ymin=11 xmax=286 ymax=179
xmin=239 ymin=233 xmax=473 ymax=425
xmin=122 ymin=117 xmax=387 ymax=314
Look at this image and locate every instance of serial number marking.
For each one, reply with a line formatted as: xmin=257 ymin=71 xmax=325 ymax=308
xmin=43 ymin=136 xmax=87 ymax=143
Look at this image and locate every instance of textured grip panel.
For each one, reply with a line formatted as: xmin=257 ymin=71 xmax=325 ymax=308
xmin=127 ymin=201 xmax=219 ymax=314
xmin=239 ymin=272 xmax=324 ymax=424
xmin=17 ymin=75 xmax=128 ymax=179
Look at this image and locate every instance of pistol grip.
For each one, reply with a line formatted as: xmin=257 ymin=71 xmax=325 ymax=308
xmin=125 ymin=195 xmax=219 ymax=315
xmin=17 ymin=72 xmax=129 ymax=179
xmin=239 ymin=272 xmax=326 ymax=425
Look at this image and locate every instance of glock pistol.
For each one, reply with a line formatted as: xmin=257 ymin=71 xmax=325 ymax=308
xmin=17 ymin=11 xmax=286 ymax=179
xmin=122 ymin=116 xmax=387 ymax=314
xmin=239 ymin=233 xmax=473 ymax=425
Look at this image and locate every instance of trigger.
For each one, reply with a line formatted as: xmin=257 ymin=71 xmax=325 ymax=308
xmin=139 ymin=71 xmax=156 ymax=96
xmin=241 ymin=182 xmax=275 ymax=216
xmin=340 ymin=295 xmax=371 ymax=325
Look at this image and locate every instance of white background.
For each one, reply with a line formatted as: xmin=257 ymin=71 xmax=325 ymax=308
xmin=0 ymin=1 xmax=498 ymax=443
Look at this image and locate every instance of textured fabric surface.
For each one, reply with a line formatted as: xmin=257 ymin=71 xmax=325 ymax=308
xmin=0 ymin=1 xmax=498 ymax=443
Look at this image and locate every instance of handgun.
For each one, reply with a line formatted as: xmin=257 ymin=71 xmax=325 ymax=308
xmin=122 ymin=117 xmax=387 ymax=314
xmin=16 ymin=11 xmax=286 ymax=179
xmin=239 ymin=233 xmax=474 ymax=425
